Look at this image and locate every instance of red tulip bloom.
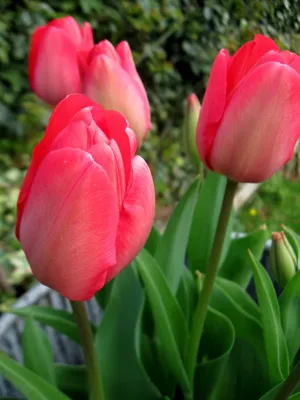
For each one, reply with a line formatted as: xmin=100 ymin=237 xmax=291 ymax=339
xmin=83 ymin=40 xmax=151 ymax=145
xmin=29 ymin=16 xmax=93 ymax=105
xmin=29 ymin=18 xmax=151 ymax=146
xmin=197 ymin=34 xmax=300 ymax=182
xmin=16 ymin=94 xmax=155 ymax=301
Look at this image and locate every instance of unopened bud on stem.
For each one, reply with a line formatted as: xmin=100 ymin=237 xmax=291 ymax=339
xmin=270 ymin=231 xmax=297 ymax=288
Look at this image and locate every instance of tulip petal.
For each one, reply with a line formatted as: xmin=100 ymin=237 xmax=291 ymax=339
xmin=16 ymin=95 xmax=100 ymax=234
xmin=47 ymin=94 xmax=99 ymax=138
xmin=100 ymin=110 xmax=132 ymax=183
xmin=29 ymin=27 xmax=81 ymax=105
xmin=105 ymin=156 xmax=155 ymax=282
xmin=77 ymin=22 xmax=94 ymax=75
xmin=90 ymin=107 xmax=138 ymax=159
xmin=126 ymin=127 xmax=138 ymax=157
xmin=196 ymin=49 xmax=230 ymax=167
xmin=250 ymin=50 xmax=300 ymax=74
xmin=116 ymin=41 xmax=151 ymax=134
xmin=81 ymin=22 xmax=94 ymax=49
xmin=88 ymin=40 xmax=120 ymax=64
xmin=49 ymin=16 xmax=83 ymax=47
xmin=210 ymin=62 xmax=300 ymax=182
xmin=227 ymin=34 xmax=279 ymax=94
xmin=29 ymin=25 xmax=49 ymax=90
xmin=19 ymin=148 xmax=118 ymax=301
xmin=84 ymin=55 xmax=150 ymax=144
xmin=48 ymin=117 xmax=124 ymax=205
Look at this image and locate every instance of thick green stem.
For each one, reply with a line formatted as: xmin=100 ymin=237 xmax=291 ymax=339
xmin=187 ymin=179 xmax=237 ymax=388
xmin=71 ymin=301 xmax=104 ymax=400
xmin=275 ymin=360 xmax=300 ymax=400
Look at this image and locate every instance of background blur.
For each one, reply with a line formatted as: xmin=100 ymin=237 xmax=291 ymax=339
xmin=1 ymin=0 xmax=300 ymax=301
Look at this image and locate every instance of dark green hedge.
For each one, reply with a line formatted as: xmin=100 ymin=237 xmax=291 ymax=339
xmin=1 ymin=0 xmax=300 ymax=202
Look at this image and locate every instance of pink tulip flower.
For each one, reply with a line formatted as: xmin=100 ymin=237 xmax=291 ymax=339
xmin=196 ymin=34 xmax=300 ymax=182
xmin=83 ymin=40 xmax=151 ymax=145
xmin=16 ymin=94 xmax=155 ymax=301
xmin=29 ymin=16 xmax=94 ymax=105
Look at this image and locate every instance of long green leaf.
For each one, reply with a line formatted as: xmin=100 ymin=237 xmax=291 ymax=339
xmin=176 ymin=268 xmax=198 ymax=329
xmin=194 ymin=308 xmax=234 ymax=400
xmin=187 ymin=171 xmax=231 ymax=273
xmin=155 ymin=178 xmax=200 ymax=292
xmin=219 ymin=225 xmax=269 ymax=287
xmin=22 ymin=316 xmax=55 ymax=384
xmin=249 ymin=252 xmax=289 ymax=385
xmin=55 ymin=365 xmax=87 ymax=399
xmin=145 ymin=226 xmax=161 ymax=256
xmin=211 ymin=277 xmax=270 ymax=399
xmin=215 ymin=277 xmax=260 ymax=320
xmin=0 ymin=352 xmax=70 ymax=400
xmin=9 ymin=306 xmax=81 ymax=344
xmin=259 ymin=382 xmax=300 ymax=399
xmin=95 ymin=279 xmax=114 ymax=311
xmin=135 ymin=249 xmax=191 ymax=395
xmin=279 ymin=270 xmax=300 ymax=363
xmin=96 ymin=265 xmax=161 ymax=400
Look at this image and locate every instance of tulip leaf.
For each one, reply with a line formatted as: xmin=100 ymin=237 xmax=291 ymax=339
xmin=249 ymin=252 xmax=289 ymax=385
xmin=155 ymin=177 xmax=200 ymax=293
xmin=210 ymin=277 xmax=270 ymax=399
xmin=194 ymin=307 xmax=234 ymax=400
xmin=139 ymin=320 xmax=176 ymax=396
xmin=0 ymin=352 xmax=70 ymax=400
xmin=259 ymin=382 xmax=300 ymax=400
xmin=187 ymin=171 xmax=232 ymax=274
xmin=214 ymin=277 xmax=261 ymax=320
xmin=135 ymin=249 xmax=191 ymax=396
xmin=9 ymin=306 xmax=83 ymax=344
xmin=219 ymin=225 xmax=269 ymax=287
xmin=176 ymin=267 xmax=198 ymax=328
xmin=145 ymin=226 xmax=161 ymax=256
xmin=22 ymin=316 xmax=55 ymax=385
xmin=279 ymin=270 xmax=300 ymax=363
xmin=55 ymin=365 xmax=87 ymax=399
xmin=95 ymin=279 xmax=114 ymax=311
xmin=95 ymin=264 xmax=161 ymax=400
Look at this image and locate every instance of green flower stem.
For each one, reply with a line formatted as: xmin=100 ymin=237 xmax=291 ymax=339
xmin=275 ymin=360 xmax=300 ymax=400
xmin=71 ymin=301 xmax=104 ymax=400
xmin=187 ymin=179 xmax=237 ymax=388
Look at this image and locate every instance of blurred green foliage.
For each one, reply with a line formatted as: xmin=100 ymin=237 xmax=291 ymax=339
xmin=237 ymin=174 xmax=300 ymax=234
xmin=1 ymin=0 xmax=300 ymax=291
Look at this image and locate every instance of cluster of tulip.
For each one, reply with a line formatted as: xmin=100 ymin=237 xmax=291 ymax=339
xmin=1 ymin=16 xmax=300 ymax=400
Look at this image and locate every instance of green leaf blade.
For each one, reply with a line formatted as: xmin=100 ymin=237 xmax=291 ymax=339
xmin=211 ymin=277 xmax=270 ymax=399
xmin=55 ymin=364 xmax=88 ymax=399
xmin=194 ymin=308 xmax=235 ymax=400
xmin=187 ymin=171 xmax=232 ymax=274
xmin=135 ymin=249 xmax=191 ymax=395
xmin=96 ymin=265 xmax=161 ymax=400
xmin=249 ymin=252 xmax=289 ymax=385
xmin=8 ymin=306 xmax=81 ymax=344
xmin=0 ymin=352 xmax=70 ymax=400
xmin=155 ymin=178 xmax=200 ymax=293
xmin=219 ymin=225 xmax=269 ymax=287
xmin=279 ymin=270 xmax=300 ymax=363
xmin=22 ymin=316 xmax=55 ymax=384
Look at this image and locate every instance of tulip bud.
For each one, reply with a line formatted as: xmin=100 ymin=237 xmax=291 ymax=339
xmin=183 ymin=94 xmax=201 ymax=166
xmin=270 ymin=232 xmax=297 ymax=288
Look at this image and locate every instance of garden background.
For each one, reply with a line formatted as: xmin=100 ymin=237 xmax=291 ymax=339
xmin=1 ymin=0 xmax=300 ymax=303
